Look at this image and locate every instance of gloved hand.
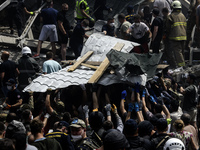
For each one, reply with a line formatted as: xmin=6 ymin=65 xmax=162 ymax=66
xmin=111 ymin=104 xmax=117 ymax=114
xmin=0 ymin=105 xmax=3 ymax=109
xmin=30 ymin=11 xmax=34 ymax=15
xmin=121 ymin=90 xmax=127 ymax=100
xmin=80 ymin=84 xmax=86 ymax=91
xmin=47 ymin=88 xmax=52 ymax=95
xmin=105 ymin=104 xmax=111 ymax=116
xmin=135 ymin=82 xmax=140 ymax=93
xmin=92 ymin=83 xmax=98 ymax=92
xmin=128 ymin=103 xmax=134 ymax=112
xmin=149 ymin=95 xmax=156 ymax=103
xmin=44 ymin=113 xmax=51 ymax=119
xmin=142 ymin=89 xmax=146 ymax=97
xmin=134 ymin=102 xmax=139 ymax=112
xmin=3 ymin=103 xmax=11 ymax=110
xmin=83 ymin=105 xmax=89 ymax=118
xmin=138 ymin=100 xmax=143 ymax=111
xmin=90 ymin=17 xmax=95 ymax=22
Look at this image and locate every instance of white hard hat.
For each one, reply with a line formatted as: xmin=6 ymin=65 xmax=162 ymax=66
xmin=171 ymin=0 xmax=182 ymax=9
xmin=22 ymin=46 xmax=32 ymax=55
xmin=163 ymin=138 xmax=185 ymax=150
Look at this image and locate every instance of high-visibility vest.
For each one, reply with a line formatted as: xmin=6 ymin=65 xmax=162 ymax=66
xmin=167 ymin=11 xmax=187 ymax=41
xmin=76 ymin=0 xmax=90 ymax=19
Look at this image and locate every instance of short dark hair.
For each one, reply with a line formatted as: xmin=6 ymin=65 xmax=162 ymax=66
xmin=46 ymin=52 xmax=53 ymax=59
xmin=0 ymin=122 xmax=5 ymax=135
xmin=107 ymin=17 xmax=114 ymax=22
xmin=0 ymin=138 xmax=15 ymax=150
xmin=63 ymin=112 xmax=72 ymax=123
xmin=22 ymin=109 xmax=31 ymax=121
xmin=82 ymin=19 xmax=89 ymax=27
xmin=103 ymin=120 xmax=113 ymax=131
xmin=6 ymin=113 xmax=18 ymax=123
xmin=188 ymin=74 xmax=196 ymax=82
xmin=30 ymin=119 xmax=44 ymax=135
xmin=162 ymin=7 xmax=169 ymax=13
xmin=170 ymin=100 xmax=179 ymax=112
xmin=134 ymin=14 xmax=141 ymax=20
xmin=181 ymin=113 xmax=191 ymax=126
xmin=118 ymin=13 xmax=125 ymax=20
xmin=154 ymin=104 xmax=163 ymax=113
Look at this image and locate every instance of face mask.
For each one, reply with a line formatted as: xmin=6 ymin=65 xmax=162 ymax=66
xmin=71 ymin=135 xmax=82 ymax=142
xmin=7 ymin=86 xmax=12 ymax=91
xmin=109 ymin=23 xmax=115 ymax=27
xmin=135 ymin=23 xmax=140 ymax=27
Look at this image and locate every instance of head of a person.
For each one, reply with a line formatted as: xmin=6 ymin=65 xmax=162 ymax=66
xmin=0 ymin=122 xmax=6 ymax=138
xmin=186 ymin=74 xmax=196 ymax=84
xmin=47 ymin=0 xmax=53 ymax=7
xmin=103 ymin=120 xmax=114 ymax=131
xmin=118 ymin=13 xmax=126 ymax=24
xmin=103 ymin=129 xmax=129 ymax=150
xmin=155 ymin=118 xmax=168 ymax=133
xmin=54 ymin=121 xmax=69 ymax=133
xmin=56 ymin=101 xmax=65 ymax=113
xmin=107 ymin=18 xmax=114 ymax=27
xmin=63 ymin=112 xmax=72 ymax=123
xmin=181 ymin=113 xmax=191 ymax=126
xmin=173 ymin=119 xmax=184 ymax=132
xmin=6 ymin=113 xmax=18 ymax=124
xmin=62 ymin=3 xmax=68 ymax=12
xmin=81 ymin=19 xmax=89 ymax=28
xmin=30 ymin=119 xmax=44 ymax=136
xmin=21 ymin=46 xmax=32 ymax=56
xmin=171 ymin=0 xmax=182 ymax=11
xmin=127 ymin=5 xmax=134 ymax=14
xmin=21 ymin=109 xmax=32 ymax=122
xmin=0 ymin=138 xmax=15 ymax=150
xmin=89 ymin=111 xmax=105 ymax=131
xmin=154 ymin=104 xmax=163 ymax=114
xmin=12 ymin=133 xmax=27 ymax=150
xmin=6 ymin=78 xmax=16 ymax=91
xmin=163 ymin=138 xmax=185 ymax=150
xmin=134 ymin=14 xmax=141 ymax=24
xmin=170 ymin=100 xmax=179 ymax=113
xmin=123 ymin=119 xmax=138 ymax=137
xmin=1 ymin=51 xmax=9 ymax=61
xmin=138 ymin=120 xmax=154 ymax=137
xmin=162 ymin=7 xmax=169 ymax=17
xmin=152 ymin=8 xmax=160 ymax=17
xmin=70 ymin=119 xmax=86 ymax=142
xmin=143 ymin=5 xmax=150 ymax=14
xmin=46 ymin=52 xmax=53 ymax=60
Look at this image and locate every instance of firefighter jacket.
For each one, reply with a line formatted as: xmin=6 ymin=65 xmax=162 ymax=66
xmin=166 ymin=10 xmax=187 ymax=41
xmin=76 ymin=0 xmax=90 ymax=19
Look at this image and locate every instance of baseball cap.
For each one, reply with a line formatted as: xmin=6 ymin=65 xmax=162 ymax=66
xmin=104 ymin=129 xmax=130 ymax=150
xmin=70 ymin=119 xmax=86 ymax=128
xmin=22 ymin=46 xmax=32 ymax=55
xmin=156 ymin=118 xmax=168 ymax=131
xmin=124 ymin=119 xmax=138 ymax=135
xmin=59 ymin=121 xmax=69 ymax=128
xmin=6 ymin=78 xmax=16 ymax=85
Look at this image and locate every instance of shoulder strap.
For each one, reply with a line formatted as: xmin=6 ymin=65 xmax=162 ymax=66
xmin=156 ymin=135 xmax=169 ymax=149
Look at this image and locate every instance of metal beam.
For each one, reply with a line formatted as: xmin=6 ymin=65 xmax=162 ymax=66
xmin=0 ymin=0 xmax=17 ymax=11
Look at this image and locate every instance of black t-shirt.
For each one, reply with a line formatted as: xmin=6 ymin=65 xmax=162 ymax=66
xmin=70 ymin=24 xmax=85 ymax=44
xmin=0 ymin=60 xmax=17 ymax=85
xmin=57 ymin=11 xmax=71 ymax=33
xmin=151 ymin=17 xmax=163 ymax=40
xmin=102 ymin=24 xmax=115 ymax=36
xmin=151 ymin=133 xmax=169 ymax=150
xmin=127 ymin=136 xmax=152 ymax=150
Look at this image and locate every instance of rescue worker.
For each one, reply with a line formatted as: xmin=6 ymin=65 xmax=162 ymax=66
xmin=75 ymin=0 xmax=94 ymax=24
xmin=165 ymin=0 xmax=186 ymax=68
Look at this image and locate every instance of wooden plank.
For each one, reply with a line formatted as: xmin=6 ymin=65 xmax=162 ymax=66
xmin=67 ymin=51 xmax=94 ymax=72
xmin=81 ymin=63 xmax=98 ymax=69
xmin=88 ymin=42 xmax=125 ymax=83
xmin=61 ymin=60 xmax=101 ymax=66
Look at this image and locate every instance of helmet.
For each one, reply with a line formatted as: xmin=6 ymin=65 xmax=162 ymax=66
xmin=171 ymin=1 xmax=182 ymax=9
xmin=163 ymin=138 xmax=185 ymax=150
xmin=22 ymin=46 xmax=32 ymax=55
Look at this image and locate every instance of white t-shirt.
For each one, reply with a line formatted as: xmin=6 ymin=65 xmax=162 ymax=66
xmin=129 ymin=22 xmax=149 ymax=39
xmin=153 ymin=0 xmax=172 ymax=16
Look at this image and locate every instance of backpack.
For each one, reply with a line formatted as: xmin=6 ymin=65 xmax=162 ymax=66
xmin=151 ymin=135 xmax=170 ymax=150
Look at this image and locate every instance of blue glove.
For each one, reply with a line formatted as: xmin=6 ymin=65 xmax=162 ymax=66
xmin=128 ymin=103 xmax=134 ymax=112
xmin=149 ymin=95 xmax=156 ymax=103
xmin=134 ymin=102 xmax=139 ymax=112
xmin=138 ymin=100 xmax=143 ymax=111
xmin=121 ymin=90 xmax=127 ymax=100
xmin=135 ymin=82 xmax=140 ymax=93
xmin=142 ymin=89 xmax=146 ymax=97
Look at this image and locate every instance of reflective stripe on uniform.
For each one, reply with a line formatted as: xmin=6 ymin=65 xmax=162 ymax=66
xmin=171 ymin=22 xmax=186 ymax=28
xmin=76 ymin=0 xmax=89 ymax=19
xmin=178 ymin=62 xmax=185 ymax=66
xmin=169 ymin=36 xmax=186 ymax=40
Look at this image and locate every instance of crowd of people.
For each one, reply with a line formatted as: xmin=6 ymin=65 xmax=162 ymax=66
xmin=0 ymin=0 xmax=200 ymax=149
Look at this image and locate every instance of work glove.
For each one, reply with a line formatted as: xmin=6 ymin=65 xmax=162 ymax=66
xmin=3 ymin=103 xmax=11 ymax=109
xmin=134 ymin=102 xmax=139 ymax=112
xmin=83 ymin=105 xmax=89 ymax=118
xmin=121 ymin=90 xmax=127 ymax=100
xmin=111 ymin=104 xmax=117 ymax=114
xmin=90 ymin=17 xmax=95 ymax=22
xmin=128 ymin=103 xmax=134 ymax=112
xmin=30 ymin=11 xmax=34 ymax=15
xmin=135 ymin=82 xmax=140 ymax=93
xmin=47 ymin=88 xmax=52 ymax=95
xmin=142 ymin=89 xmax=146 ymax=97
xmin=105 ymin=104 xmax=111 ymax=116
xmin=149 ymin=95 xmax=156 ymax=103
xmin=44 ymin=113 xmax=51 ymax=119
xmin=138 ymin=100 xmax=143 ymax=111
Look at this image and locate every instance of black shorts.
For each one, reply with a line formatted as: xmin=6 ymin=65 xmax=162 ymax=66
xmin=58 ymin=31 xmax=68 ymax=44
